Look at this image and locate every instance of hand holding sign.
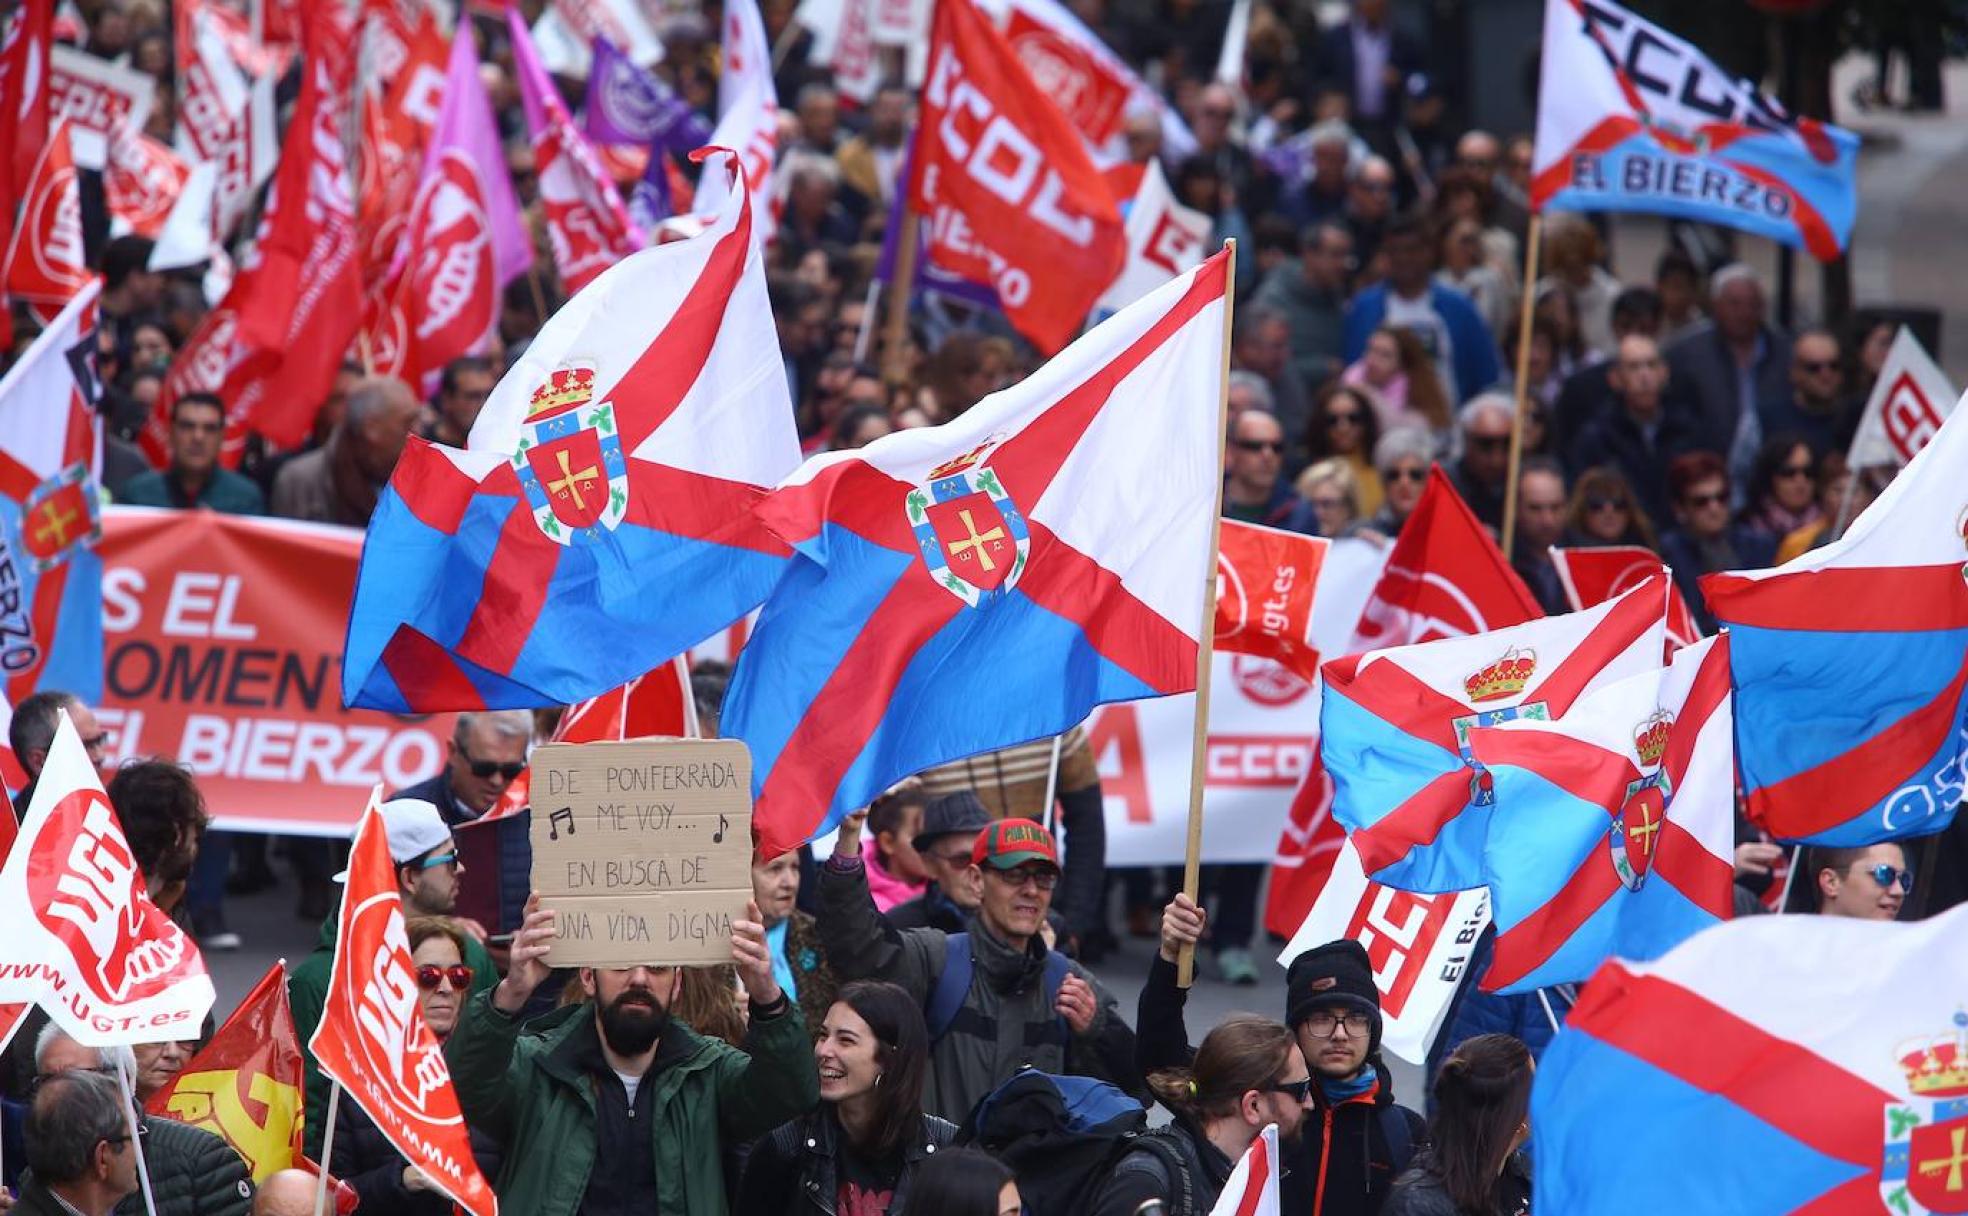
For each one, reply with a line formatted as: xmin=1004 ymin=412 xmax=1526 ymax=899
xmin=493 ymin=893 xmax=557 ymax=1015
xmin=730 ymin=901 xmax=781 ymax=1006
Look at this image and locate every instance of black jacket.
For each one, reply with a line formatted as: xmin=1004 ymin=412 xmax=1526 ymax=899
xmin=330 ymin=1075 xmax=505 ymax=1216
xmin=15 ymin=1114 xmax=254 ymax=1216
xmin=734 ymin=1105 xmax=956 ymax=1216
xmin=1566 ymin=397 xmax=1706 ymax=533
xmin=1382 ymin=1148 xmax=1531 ymax=1216
xmin=1135 ymin=954 xmax=1424 ymax=1216
xmin=886 ymin=884 xmax=969 ymax=934
xmin=1090 ymin=1116 xmax=1233 ymax=1216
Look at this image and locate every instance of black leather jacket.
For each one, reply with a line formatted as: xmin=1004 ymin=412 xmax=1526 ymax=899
xmin=734 ymin=1105 xmax=957 ymax=1216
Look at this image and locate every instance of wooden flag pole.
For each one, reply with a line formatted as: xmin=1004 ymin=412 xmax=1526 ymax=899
xmin=881 ymin=206 xmax=921 ymax=387
xmin=1178 ymin=238 xmax=1237 ymax=989
xmin=1498 ymin=212 xmax=1545 ymax=559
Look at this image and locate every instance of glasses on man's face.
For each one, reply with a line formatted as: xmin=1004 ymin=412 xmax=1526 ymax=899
xmin=104 ymin=1122 xmax=149 ymax=1150
xmin=414 ymin=851 xmax=460 ymax=872
xmin=1386 ymin=466 xmax=1428 ymax=484
xmin=1797 ymin=359 xmax=1839 ymax=375
xmin=1267 ymin=1077 xmax=1314 ymax=1103
xmin=458 ymin=746 xmax=525 ymax=781
xmin=988 ymin=866 xmax=1058 ymax=891
xmin=1302 ymin=1010 xmax=1373 ymax=1037
xmin=1864 ymin=863 xmax=1914 ymax=894
xmin=1233 ymin=439 xmax=1284 ymax=455
xmin=416 ymin=964 xmax=475 ymax=991
xmin=1468 ymin=434 xmax=1511 ymax=453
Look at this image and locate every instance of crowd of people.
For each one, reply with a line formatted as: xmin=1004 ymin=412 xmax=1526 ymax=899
xmin=3 ymin=0 xmax=1963 ymax=1213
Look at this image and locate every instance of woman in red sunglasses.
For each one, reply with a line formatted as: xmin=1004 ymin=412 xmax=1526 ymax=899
xmin=330 ymin=917 xmax=503 ymax=1214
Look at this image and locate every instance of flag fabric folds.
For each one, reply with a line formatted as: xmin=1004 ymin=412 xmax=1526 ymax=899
xmin=583 ymin=36 xmax=710 ymax=154
xmin=1702 ymin=400 xmax=1968 ymax=846
xmin=1466 ymin=634 xmax=1735 ymax=993
xmin=1847 ymin=326 xmax=1957 ymax=471
xmin=0 ymin=284 xmax=104 ymax=703
xmin=1213 ymin=520 xmax=1328 ymax=683
xmin=907 ymin=0 xmax=1124 ymax=354
xmin=1550 ymin=544 xmax=1702 ymax=652
xmin=5 ymin=119 xmax=90 ymax=319
xmin=724 ymin=248 xmax=1230 ymax=856
xmin=0 ymin=713 xmax=215 ymax=1045
xmin=1324 ymin=572 xmax=1667 ymax=893
xmin=308 ymin=791 xmax=498 ymax=1216
xmin=342 ymin=151 xmax=800 ymax=712
xmin=1532 ymin=902 xmax=1968 ymax=1215
xmin=1208 ymin=1124 xmax=1279 ymax=1216
xmin=1531 ymin=0 xmax=1859 ymax=259
xmin=146 ymin=962 xmax=305 ymax=1181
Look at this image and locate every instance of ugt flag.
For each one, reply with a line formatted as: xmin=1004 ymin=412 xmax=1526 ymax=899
xmin=1324 ymin=572 xmax=1667 ymax=894
xmin=309 ymin=791 xmax=497 ymax=1216
xmin=725 ymin=248 xmax=1230 ymax=857
xmin=1465 ymin=634 xmax=1735 ymax=994
xmin=0 ymin=713 xmax=215 ymax=1045
xmin=1534 ymin=901 xmax=1968 ymax=1215
xmin=1214 ymin=519 xmax=1328 ymax=683
xmin=0 ymin=282 xmax=103 ymax=704
xmin=1702 ymin=399 xmax=1968 ymax=846
xmin=146 ymin=961 xmax=305 ymax=1181
xmin=1531 ymin=0 xmax=1859 ymax=259
xmin=342 ymin=150 xmax=801 ymax=712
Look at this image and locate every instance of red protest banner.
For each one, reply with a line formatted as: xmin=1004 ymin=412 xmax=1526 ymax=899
xmin=907 ymin=0 xmax=1123 ymax=353
xmin=96 ymin=508 xmax=456 ymax=836
xmin=309 ymin=793 xmax=498 ymax=1216
xmin=146 ymin=962 xmax=305 ymax=1181
xmin=1215 ymin=521 xmax=1328 ymax=682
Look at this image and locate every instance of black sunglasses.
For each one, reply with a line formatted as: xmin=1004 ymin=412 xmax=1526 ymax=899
xmin=1468 ymin=434 xmax=1511 ymax=451
xmin=1586 ymin=496 xmax=1628 ymax=512
xmin=1268 ymin=1077 xmax=1314 ymax=1103
xmin=1233 ymin=438 xmax=1285 ymax=454
xmin=458 ymin=746 xmax=524 ymax=781
xmin=1776 ymin=463 xmax=1814 ymax=479
xmin=1386 ymin=467 xmax=1428 ymax=483
xmin=1683 ymin=491 xmax=1729 ymax=509
xmin=1865 ymin=863 xmax=1914 ymax=893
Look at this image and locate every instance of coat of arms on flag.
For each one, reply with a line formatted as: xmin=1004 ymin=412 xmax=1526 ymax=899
xmin=20 ymin=462 xmax=99 ymax=570
xmin=1884 ymin=1011 xmax=1968 ymax=1216
xmin=908 ymin=438 xmax=1031 ymax=607
xmin=1451 ymin=646 xmax=1548 ymax=806
xmin=509 ymin=361 xmax=629 ymax=544
xmin=1611 ymin=710 xmax=1673 ymax=890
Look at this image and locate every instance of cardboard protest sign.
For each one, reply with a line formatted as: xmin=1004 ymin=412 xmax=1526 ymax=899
xmin=530 ymin=739 xmax=753 ymax=967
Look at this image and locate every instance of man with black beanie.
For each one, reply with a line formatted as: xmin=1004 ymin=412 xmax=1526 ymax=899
xmin=1139 ymin=894 xmax=1425 ymax=1216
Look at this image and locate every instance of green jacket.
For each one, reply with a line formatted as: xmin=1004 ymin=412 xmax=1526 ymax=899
xmin=445 ymin=990 xmax=819 ymax=1216
xmin=288 ymin=908 xmax=500 ymax=1158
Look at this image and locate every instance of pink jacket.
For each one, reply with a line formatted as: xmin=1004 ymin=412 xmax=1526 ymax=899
xmin=863 ymin=837 xmax=927 ymax=911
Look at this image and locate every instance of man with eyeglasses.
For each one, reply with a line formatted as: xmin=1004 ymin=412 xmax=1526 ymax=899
xmin=288 ymin=800 xmax=500 ymax=1159
xmin=1811 ymin=842 xmax=1912 ymax=921
xmin=884 ymin=792 xmax=994 ymax=933
xmin=31 ymin=1028 xmax=254 ymax=1216
xmin=818 ymin=815 xmax=1142 ymax=1121
xmin=393 ymin=710 xmax=533 ymax=941
xmin=1760 ymin=329 xmax=1852 ymax=459
xmin=1148 ymin=897 xmax=1424 ymax=1216
xmin=1444 ymin=394 xmax=1516 ymax=530
xmin=1223 ymin=409 xmax=1309 ymax=530
xmin=7 ymin=691 xmax=108 ymax=818
xmin=15 ymin=1070 xmax=141 ymax=1216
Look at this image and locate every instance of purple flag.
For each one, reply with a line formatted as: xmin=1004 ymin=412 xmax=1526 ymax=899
xmin=582 ymin=36 xmax=712 ymax=153
xmin=873 ymin=148 xmax=998 ymax=309
xmin=427 ymin=25 xmax=534 ymax=291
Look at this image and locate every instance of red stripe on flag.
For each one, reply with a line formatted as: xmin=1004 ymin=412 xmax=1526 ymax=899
xmin=989 ymin=253 xmax=1228 ymax=504
xmin=753 ymin=570 xmax=965 ymax=856
xmin=1486 ymin=847 xmax=1619 ymax=992
xmin=1327 ymin=657 xmax=1471 ymax=756
xmin=1350 ymin=769 xmax=1473 ymax=878
xmin=1526 ymin=575 xmax=1662 ymax=712
xmin=1232 ymin=1134 xmax=1271 ymax=1216
xmin=619 ymin=461 xmax=792 ymax=556
xmin=1017 ymin=519 xmax=1196 ymax=696
xmin=758 ymin=461 xmax=921 ymax=554
xmin=1569 ymin=969 xmax=1892 ymax=1167
xmin=1663 ymin=635 xmax=1731 ymax=787
xmin=608 ymin=191 xmax=755 ymax=453
xmin=1702 ymin=566 xmax=1968 ymax=633
xmin=1745 ymin=651 xmax=1968 ymax=838
xmin=455 ymin=499 xmax=563 ymax=677
xmin=0 ymin=449 xmax=40 ymax=501
xmin=378 ymin=628 xmax=490 ymax=712
xmin=1724 ymin=157 xmax=1840 ymax=262
xmin=1470 ymin=728 xmax=1633 ymax=811
xmin=390 ymin=438 xmax=508 ymax=535
xmin=1791 ymin=1177 xmax=1889 ymax=1216
xmin=1652 ymin=819 xmax=1734 ymax=921
xmin=1529 ymin=115 xmax=1642 ymax=211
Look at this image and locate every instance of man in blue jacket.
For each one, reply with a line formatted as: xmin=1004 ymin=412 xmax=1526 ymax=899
xmin=1343 ymin=214 xmax=1501 ymax=407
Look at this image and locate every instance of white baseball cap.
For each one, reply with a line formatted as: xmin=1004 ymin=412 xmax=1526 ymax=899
xmin=379 ymin=799 xmax=453 ymax=865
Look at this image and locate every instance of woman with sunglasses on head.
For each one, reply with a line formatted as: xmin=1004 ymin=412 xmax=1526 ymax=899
xmin=331 ymin=918 xmax=504 ymax=1214
xmin=1738 ymin=434 xmax=1824 ymax=546
xmin=1090 ymin=1014 xmax=1314 ymax=1216
xmin=1561 ymin=466 xmax=1659 ymax=552
xmin=1359 ymin=426 xmax=1439 ymax=544
xmin=1384 ymin=1034 xmax=1533 ymax=1216
xmin=737 ymin=981 xmax=954 ymax=1216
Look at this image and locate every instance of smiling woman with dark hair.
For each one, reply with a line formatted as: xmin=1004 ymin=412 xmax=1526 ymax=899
xmin=737 ymin=981 xmax=955 ymax=1216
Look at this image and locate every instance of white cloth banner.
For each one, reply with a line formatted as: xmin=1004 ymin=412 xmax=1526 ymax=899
xmin=1848 ymin=326 xmax=1957 ymax=470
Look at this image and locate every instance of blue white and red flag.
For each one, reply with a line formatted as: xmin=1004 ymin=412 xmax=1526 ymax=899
xmin=1531 ymin=0 xmax=1859 ymax=259
xmin=1323 ymin=571 xmax=1667 ymax=894
xmin=1534 ymin=902 xmax=1968 ymax=1215
xmin=1702 ymin=400 xmax=1968 ymax=846
xmin=724 ymin=248 xmax=1230 ymax=856
xmin=1465 ymin=633 xmax=1735 ymax=994
xmin=341 ymin=151 xmax=800 ymax=712
xmin=0 ymin=283 xmax=102 ymax=704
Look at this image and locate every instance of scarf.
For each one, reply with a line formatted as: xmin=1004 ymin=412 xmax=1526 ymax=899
xmin=1322 ymin=1062 xmax=1379 ymax=1104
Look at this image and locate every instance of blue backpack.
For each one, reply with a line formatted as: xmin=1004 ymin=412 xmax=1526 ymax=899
xmin=957 ymin=1070 xmax=1164 ymax=1212
xmin=924 ymin=932 xmax=1073 ymax=1046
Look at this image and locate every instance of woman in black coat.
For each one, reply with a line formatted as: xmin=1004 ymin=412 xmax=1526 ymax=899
xmin=736 ymin=981 xmax=954 ymax=1216
xmin=329 ymin=918 xmax=503 ymax=1214
xmin=1384 ymin=1034 xmax=1534 ymax=1216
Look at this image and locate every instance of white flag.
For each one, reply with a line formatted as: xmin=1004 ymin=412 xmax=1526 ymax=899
xmin=1847 ymin=326 xmax=1957 ymax=470
xmin=1209 ymin=1124 xmax=1280 ymax=1216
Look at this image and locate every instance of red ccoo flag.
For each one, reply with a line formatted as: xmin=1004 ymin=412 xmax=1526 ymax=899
xmin=1263 ymin=470 xmax=1544 ymax=938
xmin=309 ymin=789 xmax=498 ymax=1216
xmin=907 ymin=0 xmax=1124 ymax=354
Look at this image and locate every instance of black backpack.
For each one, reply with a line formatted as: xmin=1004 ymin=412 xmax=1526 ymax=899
xmin=957 ymin=1070 xmax=1169 ymax=1212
